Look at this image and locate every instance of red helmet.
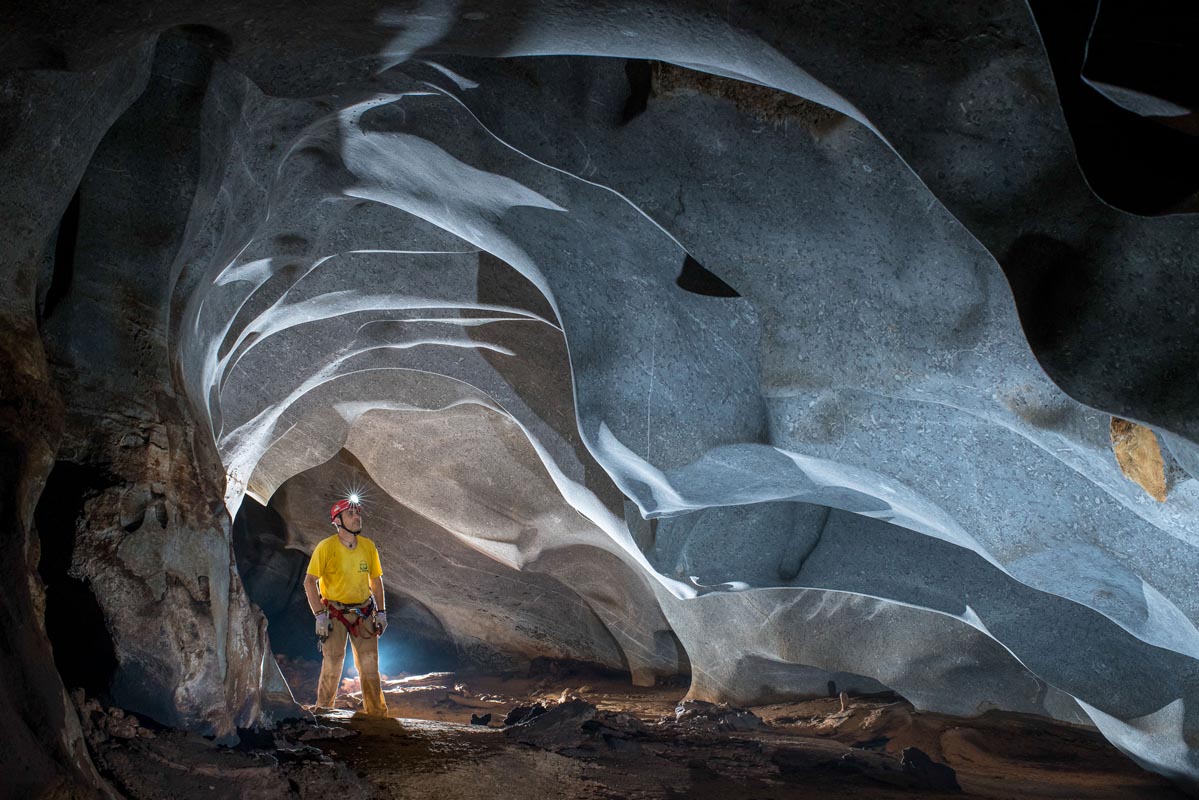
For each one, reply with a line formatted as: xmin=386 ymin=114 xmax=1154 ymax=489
xmin=329 ymin=496 xmax=361 ymax=523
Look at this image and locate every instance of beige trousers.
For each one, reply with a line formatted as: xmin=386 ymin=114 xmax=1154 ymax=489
xmin=316 ymin=612 xmax=387 ymax=715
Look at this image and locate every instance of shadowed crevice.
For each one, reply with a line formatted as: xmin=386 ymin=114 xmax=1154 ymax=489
xmin=1027 ymin=0 xmax=1199 ymax=213
xmin=999 ymin=233 xmax=1093 ymax=354
xmin=40 ymin=188 xmax=81 ymax=324
xmin=35 ymin=461 xmax=119 ymax=698
xmin=622 ymin=59 xmax=653 ymax=123
xmin=676 ymin=254 xmax=741 ymax=298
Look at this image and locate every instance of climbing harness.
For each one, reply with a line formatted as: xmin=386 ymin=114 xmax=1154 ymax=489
xmin=323 ymin=596 xmax=379 ymax=639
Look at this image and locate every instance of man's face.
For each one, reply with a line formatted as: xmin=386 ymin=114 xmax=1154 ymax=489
xmin=339 ymin=506 xmax=363 ymax=534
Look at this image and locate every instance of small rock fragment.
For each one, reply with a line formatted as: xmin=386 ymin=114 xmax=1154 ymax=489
xmin=504 ymin=704 xmax=548 ymax=726
xmin=108 ymin=720 xmax=139 ymax=739
xmin=504 ymin=700 xmax=596 ymax=749
xmin=900 ymin=747 xmax=961 ymax=793
xmin=1111 ymin=417 xmax=1167 ymax=501
xmin=295 ymin=724 xmax=356 ymax=741
xmin=674 ymin=700 xmax=765 ymax=732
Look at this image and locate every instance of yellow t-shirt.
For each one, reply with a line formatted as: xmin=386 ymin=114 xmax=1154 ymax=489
xmin=306 ymin=534 xmax=383 ymax=604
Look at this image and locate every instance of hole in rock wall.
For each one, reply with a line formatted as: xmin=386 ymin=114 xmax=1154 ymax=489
xmin=622 ymin=59 xmax=653 ymax=123
xmin=35 ymin=461 xmax=118 ymax=698
xmin=676 ymin=254 xmax=742 ymax=298
xmin=1027 ymin=0 xmax=1199 ymax=214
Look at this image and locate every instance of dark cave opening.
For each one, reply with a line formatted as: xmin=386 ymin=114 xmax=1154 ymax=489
xmin=34 ymin=461 xmax=118 ymax=699
xmin=622 ymin=59 xmax=653 ymax=123
xmin=676 ymin=253 xmax=742 ymax=298
xmin=1027 ymin=0 xmax=1199 ymax=214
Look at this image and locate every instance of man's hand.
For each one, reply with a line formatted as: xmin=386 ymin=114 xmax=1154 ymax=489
xmin=315 ymin=611 xmax=332 ymax=638
xmin=375 ymin=610 xmax=388 ymax=636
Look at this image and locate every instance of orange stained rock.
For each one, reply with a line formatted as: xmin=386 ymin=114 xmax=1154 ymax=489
xmin=1110 ymin=417 xmax=1168 ymax=502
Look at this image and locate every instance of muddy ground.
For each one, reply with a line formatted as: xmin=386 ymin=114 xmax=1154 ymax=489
xmin=80 ymin=665 xmax=1188 ymax=799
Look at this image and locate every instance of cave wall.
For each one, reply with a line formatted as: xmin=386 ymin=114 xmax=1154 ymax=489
xmin=0 ymin=40 xmax=154 ymax=798
xmin=34 ymin=28 xmax=299 ymax=739
xmin=2 ymin=1 xmax=1198 ymax=795
xmin=0 ymin=30 xmax=300 ymax=797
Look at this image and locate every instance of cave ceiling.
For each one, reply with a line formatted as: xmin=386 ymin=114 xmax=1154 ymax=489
xmin=3 ymin=0 xmax=1198 ymax=790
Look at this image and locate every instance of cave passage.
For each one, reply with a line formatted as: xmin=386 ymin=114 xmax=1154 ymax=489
xmin=3 ymin=2 xmax=1198 ymax=799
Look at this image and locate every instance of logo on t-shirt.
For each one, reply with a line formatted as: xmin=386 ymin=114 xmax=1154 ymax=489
xmin=358 ymin=560 xmax=369 ymax=572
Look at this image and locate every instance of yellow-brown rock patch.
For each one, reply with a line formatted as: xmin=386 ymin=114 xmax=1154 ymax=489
xmin=1110 ymin=417 xmax=1167 ymax=502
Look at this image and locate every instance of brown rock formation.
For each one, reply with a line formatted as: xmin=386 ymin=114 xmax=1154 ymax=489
xmin=0 ymin=43 xmax=156 ymax=799
xmin=1110 ymin=417 xmax=1168 ymax=502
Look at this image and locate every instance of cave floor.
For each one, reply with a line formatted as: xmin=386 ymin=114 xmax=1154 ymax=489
xmin=89 ymin=673 xmax=1186 ymax=799
xmin=331 ymin=675 xmax=1180 ymax=800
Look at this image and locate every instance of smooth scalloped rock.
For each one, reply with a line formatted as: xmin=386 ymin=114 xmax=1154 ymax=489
xmin=2 ymin=2 xmax=1197 ymax=795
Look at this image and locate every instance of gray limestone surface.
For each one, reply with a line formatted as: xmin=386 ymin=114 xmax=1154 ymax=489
xmin=2 ymin=1 xmax=1197 ymax=795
